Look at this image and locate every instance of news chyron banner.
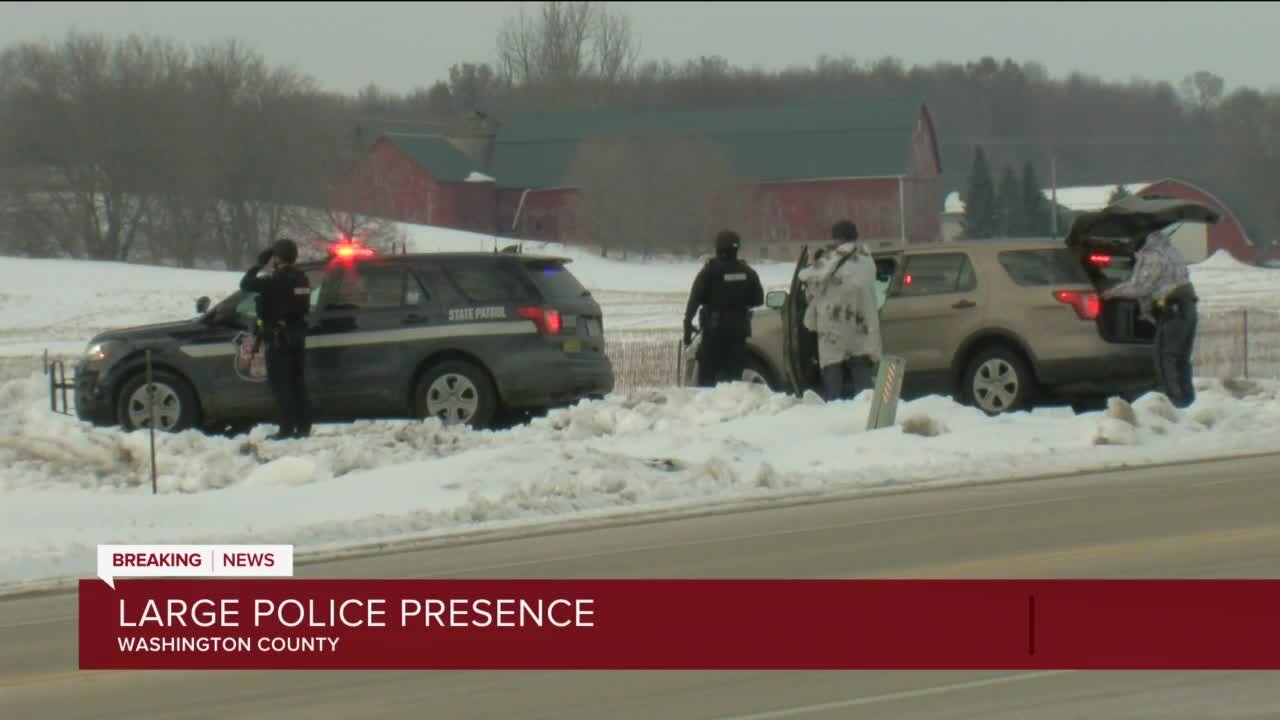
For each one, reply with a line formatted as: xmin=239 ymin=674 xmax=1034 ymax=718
xmin=82 ymin=545 xmax=1280 ymax=670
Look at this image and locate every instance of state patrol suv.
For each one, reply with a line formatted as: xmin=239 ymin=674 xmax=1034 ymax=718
xmin=64 ymin=243 xmax=614 ymax=433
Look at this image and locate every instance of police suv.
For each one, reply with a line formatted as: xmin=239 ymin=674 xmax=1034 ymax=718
xmin=64 ymin=242 xmax=614 ymax=433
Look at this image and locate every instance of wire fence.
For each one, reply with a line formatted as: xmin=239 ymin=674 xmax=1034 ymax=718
xmin=602 ymin=309 xmax=1280 ymax=394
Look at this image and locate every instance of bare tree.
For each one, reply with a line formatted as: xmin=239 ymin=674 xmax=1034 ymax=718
xmin=496 ymin=1 xmax=637 ymax=100
xmin=566 ymin=130 xmax=745 ymax=259
xmin=1180 ymin=70 xmax=1226 ymax=111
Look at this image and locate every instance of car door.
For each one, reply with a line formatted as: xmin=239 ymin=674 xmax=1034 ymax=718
xmin=306 ymin=260 xmax=427 ymax=418
xmin=880 ymin=251 xmax=986 ymax=375
xmin=199 ymin=267 xmax=327 ymax=421
xmin=781 ymin=245 xmax=820 ymax=396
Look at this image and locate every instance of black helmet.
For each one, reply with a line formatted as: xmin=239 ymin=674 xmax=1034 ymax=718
xmin=715 ymin=229 xmax=741 ymax=256
xmin=832 ymin=220 xmax=859 ymax=242
xmin=272 ymin=238 xmax=299 ymax=264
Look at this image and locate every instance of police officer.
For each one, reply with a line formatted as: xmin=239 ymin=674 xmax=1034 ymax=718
xmin=1101 ymin=227 xmax=1199 ymax=408
xmin=240 ymin=238 xmax=313 ymax=439
xmin=683 ymin=229 xmax=765 ymax=387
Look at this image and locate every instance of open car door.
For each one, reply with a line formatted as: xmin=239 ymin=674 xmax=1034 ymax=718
xmin=781 ymin=245 xmax=821 ymax=396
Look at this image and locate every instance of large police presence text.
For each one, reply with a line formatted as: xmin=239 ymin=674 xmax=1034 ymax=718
xmin=118 ymin=596 xmax=596 ymax=629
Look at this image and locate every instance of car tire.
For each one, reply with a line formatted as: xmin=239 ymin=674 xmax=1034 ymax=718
xmin=414 ymin=360 xmax=498 ymax=429
xmin=114 ymin=370 xmax=200 ymax=433
xmin=961 ymin=345 xmax=1034 ymax=416
xmin=742 ymin=355 xmax=777 ymax=390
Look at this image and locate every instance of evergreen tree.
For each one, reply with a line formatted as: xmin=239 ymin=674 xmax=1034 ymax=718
xmin=961 ymin=146 xmax=997 ymax=239
xmin=1021 ymin=161 xmax=1052 ymax=236
xmin=996 ymin=165 xmax=1023 ymax=237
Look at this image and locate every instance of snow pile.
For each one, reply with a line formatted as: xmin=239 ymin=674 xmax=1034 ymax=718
xmin=1195 ymin=249 xmax=1253 ymax=272
xmin=6 ymin=372 xmax=1280 ymax=588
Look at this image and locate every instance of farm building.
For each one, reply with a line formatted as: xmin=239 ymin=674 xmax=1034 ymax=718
xmin=940 ymin=179 xmax=1256 ymax=264
xmin=334 ymin=98 xmax=945 ymax=258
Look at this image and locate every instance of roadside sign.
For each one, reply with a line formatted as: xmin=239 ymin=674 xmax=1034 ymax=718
xmin=866 ymin=355 xmax=906 ymax=430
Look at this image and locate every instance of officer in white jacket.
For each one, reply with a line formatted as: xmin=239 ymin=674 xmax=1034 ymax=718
xmin=799 ymin=220 xmax=883 ymax=401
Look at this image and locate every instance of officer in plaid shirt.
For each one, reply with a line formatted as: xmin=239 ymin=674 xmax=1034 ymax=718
xmin=1102 ymin=229 xmax=1199 ymax=408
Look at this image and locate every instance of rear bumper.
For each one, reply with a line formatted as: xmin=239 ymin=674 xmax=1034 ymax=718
xmin=498 ymin=353 xmax=615 ymax=408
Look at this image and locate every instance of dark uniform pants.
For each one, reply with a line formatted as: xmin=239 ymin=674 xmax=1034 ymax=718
xmin=696 ymin=331 xmax=748 ymax=387
xmin=821 ymin=356 xmax=876 ymax=402
xmin=265 ymin=326 xmax=310 ymax=436
xmin=1153 ymin=299 xmax=1197 ymax=409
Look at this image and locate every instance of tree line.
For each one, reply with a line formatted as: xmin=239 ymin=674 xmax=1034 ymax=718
xmin=1 ymin=1 xmax=1277 ymax=267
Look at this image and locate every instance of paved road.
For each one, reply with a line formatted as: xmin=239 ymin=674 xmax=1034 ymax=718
xmin=4 ymin=454 xmax=1280 ymax=719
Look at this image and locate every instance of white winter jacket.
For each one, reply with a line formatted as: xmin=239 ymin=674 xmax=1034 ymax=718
xmin=799 ymin=242 xmax=883 ymax=367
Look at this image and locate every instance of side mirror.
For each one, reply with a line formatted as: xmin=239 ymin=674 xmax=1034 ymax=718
xmin=765 ymin=290 xmax=787 ymax=310
xmin=196 ymin=296 xmax=211 ymax=314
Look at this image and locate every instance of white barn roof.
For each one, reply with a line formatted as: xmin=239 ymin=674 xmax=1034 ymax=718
xmin=943 ymin=181 xmax=1160 ymax=215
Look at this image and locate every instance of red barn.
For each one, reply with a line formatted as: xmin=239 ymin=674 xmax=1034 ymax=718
xmin=337 ymin=99 xmax=945 ymax=258
xmin=334 ymin=133 xmax=497 ymax=234
xmin=489 ymin=98 xmax=944 ymax=258
xmin=1138 ymin=178 xmax=1256 ymax=264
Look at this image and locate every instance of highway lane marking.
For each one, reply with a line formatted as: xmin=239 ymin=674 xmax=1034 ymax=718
xmin=714 ymin=671 xmax=1074 ymax=719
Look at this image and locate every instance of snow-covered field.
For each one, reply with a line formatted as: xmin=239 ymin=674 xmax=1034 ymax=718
xmin=2 ymin=224 xmax=1280 ymax=592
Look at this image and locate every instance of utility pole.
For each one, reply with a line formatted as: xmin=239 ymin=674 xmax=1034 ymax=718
xmin=1049 ymin=153 xmax=1059 ymax=239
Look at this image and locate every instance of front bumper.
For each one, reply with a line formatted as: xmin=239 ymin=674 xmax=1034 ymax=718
xmin=69 ymin=367 xmax=115 ymax=425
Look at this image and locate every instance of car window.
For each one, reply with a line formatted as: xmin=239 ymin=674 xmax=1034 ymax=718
xmin=998 ymin=249 xmax=1092 ymax=286
xmin=439 ymin=259 xmax=536 ymax=304
xmin=898 ymin=253 xmax=977 ymax=297
xmin=318 ymin=264 xmax=426 ymax=310
xmin=873 ymin=257 xmax=897 ymax=309
xmin=230 ymin=268 xmax=325 ymax=326
xmin=522 ymin=259 xmax=588 ymax=301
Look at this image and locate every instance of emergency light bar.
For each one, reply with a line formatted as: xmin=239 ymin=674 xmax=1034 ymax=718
xmin=329 ymin=242 xmax=375 ymax=259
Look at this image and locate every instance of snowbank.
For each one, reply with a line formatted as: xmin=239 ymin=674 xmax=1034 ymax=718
xmin=4 ymin=370 xmax=1280 ymax=588
xmin=1194 ymin=249 xmax=1254 ymax=272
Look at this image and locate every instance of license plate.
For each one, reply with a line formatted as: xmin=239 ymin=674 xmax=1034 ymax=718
xmin=563 ymin=339 xmax=582 ymax=353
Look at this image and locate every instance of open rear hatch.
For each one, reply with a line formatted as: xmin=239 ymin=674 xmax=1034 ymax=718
xmin=1064 ymin=194 xmax=1221 ymax=344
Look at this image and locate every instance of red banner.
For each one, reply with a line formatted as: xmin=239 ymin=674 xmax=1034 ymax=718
xmin=78 ymin=579 xmax=1280 ymax=670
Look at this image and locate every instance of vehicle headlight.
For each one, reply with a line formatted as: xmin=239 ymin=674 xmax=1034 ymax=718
xmin=84 ymin=341 xmax=117 ymax=364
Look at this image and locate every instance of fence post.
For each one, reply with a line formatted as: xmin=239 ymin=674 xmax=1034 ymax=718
xmin=146 ymin=349 xmax=158 ymax=495
xmin=1243 ymin=308 xmax=1250 ymax=379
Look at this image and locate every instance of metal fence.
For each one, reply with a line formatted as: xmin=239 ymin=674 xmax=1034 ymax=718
xmin=603 ymin=331 xmax=686 ymax=392
xmin=1194 ymin=308 xmax=1280 ymax=380
xmin=601 ymin=309 xmax=1280 ymax=394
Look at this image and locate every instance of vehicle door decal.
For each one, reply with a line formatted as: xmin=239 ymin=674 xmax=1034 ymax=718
xmin=178 ymin=320 xmax=537 ymax=358
xmin=233 ymin=331 xmax=268 ymax=383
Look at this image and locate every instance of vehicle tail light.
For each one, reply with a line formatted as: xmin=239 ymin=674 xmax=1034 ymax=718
xmin=517 ymin=306 xmax=562 ymax=335
xmin=1054 ymin=290 xmax=1102 ymax=320
xmin=1088 ymin=253 xmax=1112 ymax=266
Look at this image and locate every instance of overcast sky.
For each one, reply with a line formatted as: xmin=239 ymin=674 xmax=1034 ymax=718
xmin=3 ymin=1 xmax=1278 ymax=95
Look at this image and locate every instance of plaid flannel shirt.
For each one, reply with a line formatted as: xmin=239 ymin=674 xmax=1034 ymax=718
xmin=1104 ymin=231 xmax=1191 ymax=319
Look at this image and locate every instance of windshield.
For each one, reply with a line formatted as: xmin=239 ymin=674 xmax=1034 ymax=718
xmin=211 ymin=267 xmax=326 ymax=328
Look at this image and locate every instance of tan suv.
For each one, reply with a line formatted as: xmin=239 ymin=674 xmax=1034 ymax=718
xmin=683 ymin=238 xmax=1159 ymax=414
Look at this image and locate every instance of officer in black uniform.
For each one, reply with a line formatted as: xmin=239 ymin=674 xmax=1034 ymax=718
xmin=240 ymin=238 xmax=313 ymax=440
xmin=683 ymin=230 xmax=765 ymax=387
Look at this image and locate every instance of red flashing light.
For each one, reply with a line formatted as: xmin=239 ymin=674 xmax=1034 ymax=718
xmin=329 ymin=242 xmax=375 ymax=260
xmin=903 ymin=274 xmax=913 ymax=286
xmin=517 ymin=305 xmax=562 ymax=335
xmin=1088 ymin=253 xmax=1113 ymax=266
xmin=1054 ymin=290 xmax=1102 ymax=321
